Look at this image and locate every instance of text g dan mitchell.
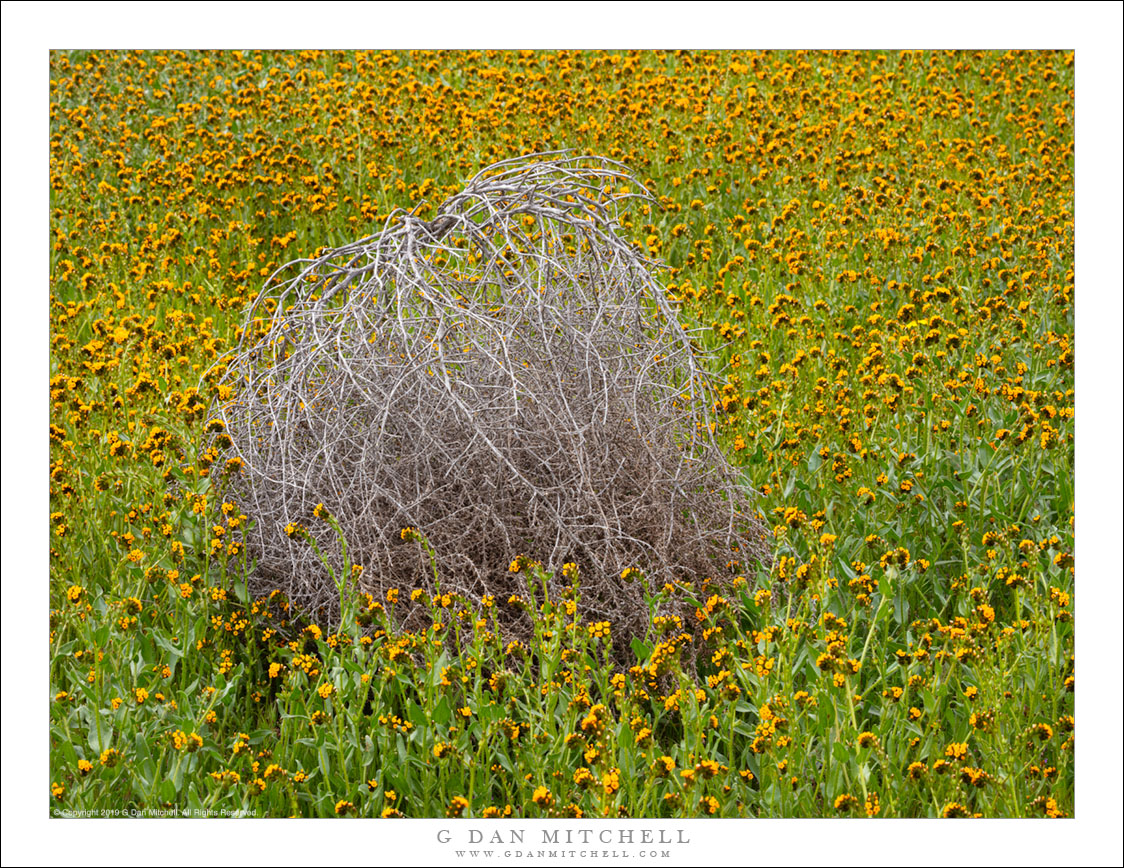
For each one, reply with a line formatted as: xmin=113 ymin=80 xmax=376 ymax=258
xmin=436 ymin=828 xmax=690 ymax=845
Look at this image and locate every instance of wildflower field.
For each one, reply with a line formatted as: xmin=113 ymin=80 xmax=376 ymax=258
xmin=48 ymin=49 xmax=1075 ymax=819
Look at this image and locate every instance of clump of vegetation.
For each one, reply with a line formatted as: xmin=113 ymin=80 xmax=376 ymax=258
xmin=213 ymin=152 xmax=770 ymax=647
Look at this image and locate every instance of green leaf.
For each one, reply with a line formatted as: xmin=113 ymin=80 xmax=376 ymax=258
xmin=406 ymin=699 xmax=426 ymax=730
xmin=134 ymin=730 xmax=153 ymax=762
xmin=137 ymin=632 xmax=156 ymax=665
xmin=88 ymin=713 xmax=110 ymax=753
xmin=893 ymin=592 xmax=910 ymax=626
xmin=630 ymin=637 xmax=652 ymax=663
xmin=154 ymin=633 xmax=184 ymax=660
xmin=52 ymin=724 xmax=79 ymax=767
xmin=433 ymin=696 xmax=451 ymax=727
xmin=817 ymin=697 xmax=835 ymax=733
xmin=172 ymin=756 xmax=188 ymax=793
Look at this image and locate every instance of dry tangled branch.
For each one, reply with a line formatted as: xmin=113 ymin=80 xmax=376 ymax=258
xmin=211 ymin=152 xmax=770 ymax=648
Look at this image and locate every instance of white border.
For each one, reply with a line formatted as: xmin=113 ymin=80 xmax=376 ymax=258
xmin=4 ymin=3 xmax=1121 ymax=866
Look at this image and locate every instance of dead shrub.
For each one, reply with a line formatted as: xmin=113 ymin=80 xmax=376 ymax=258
xmin=212 ymin=152 xmax=770 ymax=652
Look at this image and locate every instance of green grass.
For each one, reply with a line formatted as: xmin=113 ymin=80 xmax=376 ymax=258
xmin=48 ymin=49 xmax=1074 ymax=819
